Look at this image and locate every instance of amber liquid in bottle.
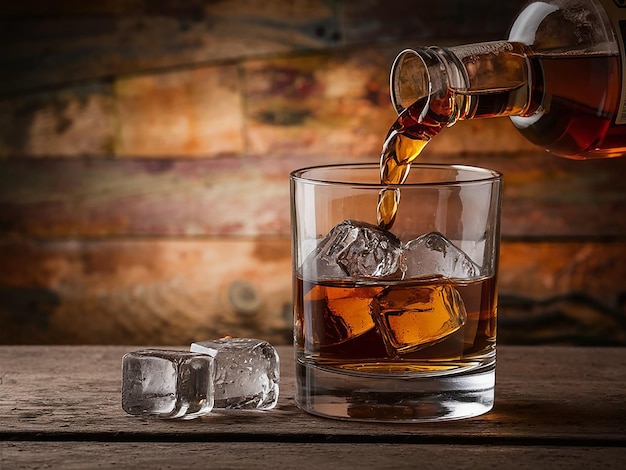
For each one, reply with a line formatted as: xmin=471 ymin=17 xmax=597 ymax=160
xmin=513 ymin=53 xmax=625 ymax=159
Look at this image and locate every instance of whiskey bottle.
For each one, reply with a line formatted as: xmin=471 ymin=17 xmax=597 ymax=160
xmin=390 ymin=0 xmax=626 ymax=159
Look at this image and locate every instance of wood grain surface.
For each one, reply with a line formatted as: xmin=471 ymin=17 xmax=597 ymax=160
xmin=0 ymin=238 xmax=293 ymax=345
xmin=0 ymin=345 xmax=625 ymax=456
xmin=1 ymin=238 xmax=625 ymax=345
xmin=1 ymin=0 xmax=624 ymax=347
xmin=1 ymin=152 xmax=625 ymax=238
xmin=1 ymin=442 xmax=623 ymax=469
xmin=0 ymin=0 xmax=341 ymax=95
xmin=0 ymin=1 xmax=526 ymax=95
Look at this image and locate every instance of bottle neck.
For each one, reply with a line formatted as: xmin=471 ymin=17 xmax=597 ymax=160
xmin=390 ymin=41 xmax=541 ymax=124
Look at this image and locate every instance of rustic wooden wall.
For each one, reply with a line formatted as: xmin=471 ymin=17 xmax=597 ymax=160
xmin=1 ymin=0 xmax=625 ymax=346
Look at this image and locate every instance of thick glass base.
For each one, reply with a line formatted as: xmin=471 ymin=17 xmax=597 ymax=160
xmin=295 ymin=357 xmax=495 ymax=422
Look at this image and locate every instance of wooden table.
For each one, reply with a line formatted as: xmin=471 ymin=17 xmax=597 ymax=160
xmin=1 ymin=345 xmax=625 ymax=468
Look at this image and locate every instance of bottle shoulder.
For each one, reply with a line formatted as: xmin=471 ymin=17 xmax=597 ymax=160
xmin=508 ymin=0 xmax=618 ymax=55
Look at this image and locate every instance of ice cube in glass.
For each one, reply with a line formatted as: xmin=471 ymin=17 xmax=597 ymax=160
xmin=303 ymin=219 xmax=403 ymax=280
xmin=302 ymin=283 xmax=381 ymax=347
xmin=403 ymin=232 xmax=481 ymax=280
xmin=370 ymin=284 xmax=467 ymax=355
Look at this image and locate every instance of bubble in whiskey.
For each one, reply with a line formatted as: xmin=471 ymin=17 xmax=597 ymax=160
xmin=370 ymin=284 xmax=467 ymax=356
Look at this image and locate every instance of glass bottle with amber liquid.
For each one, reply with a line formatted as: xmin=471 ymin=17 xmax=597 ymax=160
xmin=377 ymin=0 xmax=626 ymax=230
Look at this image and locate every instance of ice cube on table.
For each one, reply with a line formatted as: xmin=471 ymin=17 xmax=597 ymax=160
xmin=121 ymin=349 xmax=214 ymax=419
xmin=403 ymin=232 xmax=481 ymax=280
xmin=304 ymin=219 xmax=403 ymax=280
xmin=370 ymin=284 xmax=467 ymax=355
xmin=190 ymin=338 xmax=279 ymax=410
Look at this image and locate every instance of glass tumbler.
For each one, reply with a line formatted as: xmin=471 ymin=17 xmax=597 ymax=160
xmin=290 ymin=163 xmax=502 ymax=422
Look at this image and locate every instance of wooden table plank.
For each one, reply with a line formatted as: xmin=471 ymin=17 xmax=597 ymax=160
xmin=0 ymin=238 xmax=294 ymax=346
xmin=0 ymin=1 xmax=340 ymax=95
xmin=1 ymin=442 xmax=624 ymax=469
xmin=2 ymin=154 xmax=626 ymax=238
xmin=343 ymin=1 xmax=526 ymax=45
xmin=2 ymin=238 xmax=626 ymax=347
xmin=1 ymin=346 xmax=625 ymax=444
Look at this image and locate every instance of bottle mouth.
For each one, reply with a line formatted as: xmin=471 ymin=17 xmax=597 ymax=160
xmin=390 ymin=49 xmax=432 ymax=115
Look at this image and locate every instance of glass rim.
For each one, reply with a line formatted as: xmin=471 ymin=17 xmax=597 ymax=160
xmin=290 ymin=162 xmax=502 ymax=188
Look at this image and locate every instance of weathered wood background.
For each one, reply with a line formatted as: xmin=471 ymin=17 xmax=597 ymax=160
xmin=1 ymin=0 xmax=625 ymax=346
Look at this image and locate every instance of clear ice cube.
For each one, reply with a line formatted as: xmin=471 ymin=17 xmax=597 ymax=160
xmin=190 ymin=338 xmax=279 ymax=410
xmin=370 ymin=284 xmax=467 ymax=355
xmin=304 ymin=283 xmax=381 ymax=347
xmin=403 ymin=232 xmax=481 ymax=280
xmin=303 ymin=219 xmax=403 ymax=280
xmin=121 ymin=349 xmax=214 ymax=419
